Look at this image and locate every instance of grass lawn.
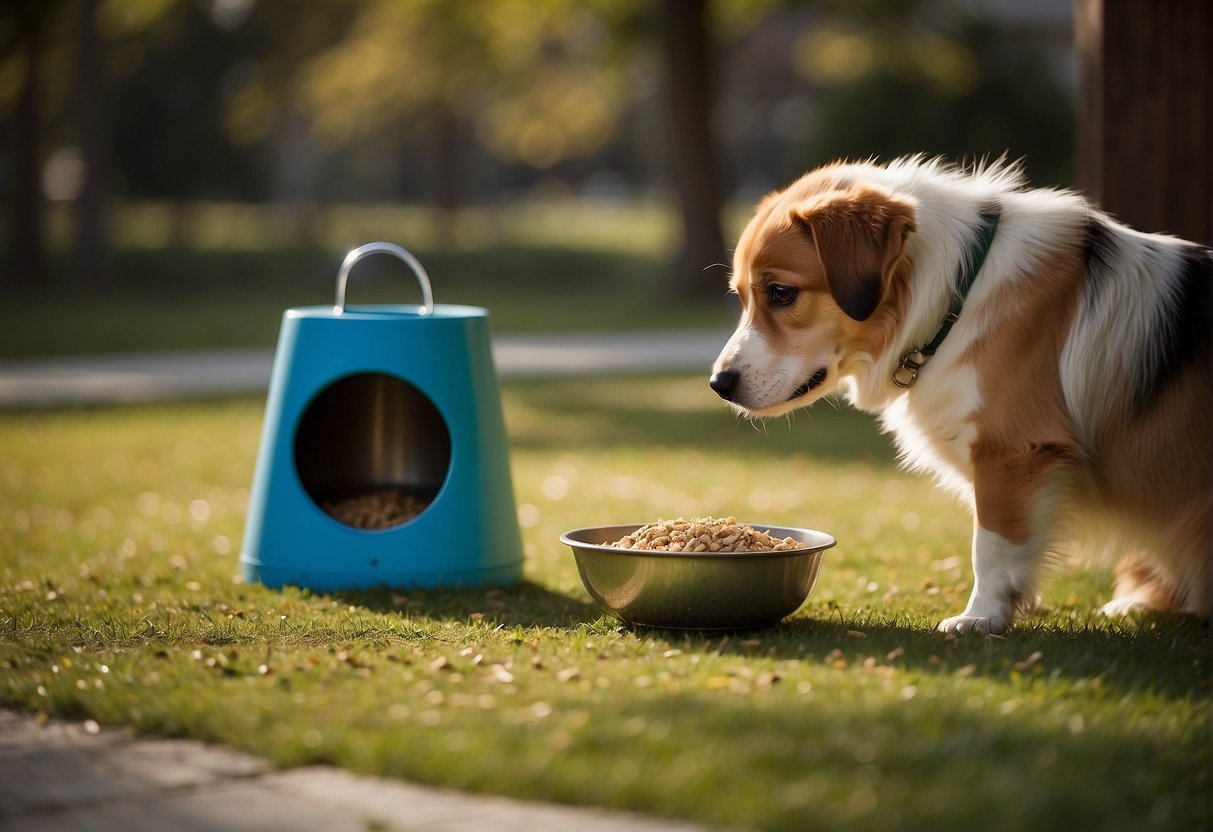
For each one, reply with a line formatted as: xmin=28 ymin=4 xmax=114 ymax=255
xmin=1 ymin=375 xmax=1209 ymax=832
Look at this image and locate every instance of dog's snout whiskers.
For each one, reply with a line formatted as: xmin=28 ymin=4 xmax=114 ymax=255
xmin=788 ymin=368 xmax=828 ymax=401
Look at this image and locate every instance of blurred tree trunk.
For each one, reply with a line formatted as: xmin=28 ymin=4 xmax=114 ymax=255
xmin=72 ymin=0 xmax=111 ymax=286
xmin=1075 ymin=0 xmax=1212 ymax=245
xmin=5 ymin=1 xmax=44 ymax=289
xmin=660 ymin=0 xmax=727 ymax=293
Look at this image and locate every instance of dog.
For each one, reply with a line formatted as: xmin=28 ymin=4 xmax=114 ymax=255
xmin=710 ymin=156 xmax=1212 ymax=634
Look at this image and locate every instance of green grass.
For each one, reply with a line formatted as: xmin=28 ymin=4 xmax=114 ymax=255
xmin=1 ymin=376 xmax=1209 ymax=831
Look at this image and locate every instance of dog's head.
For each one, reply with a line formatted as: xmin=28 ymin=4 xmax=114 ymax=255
xmin=710 ymin=177 xmax=917 ymax=417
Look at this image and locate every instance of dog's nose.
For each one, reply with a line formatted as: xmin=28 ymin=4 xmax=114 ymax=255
xmin=709 ymin=369 xmax=739 ymax=401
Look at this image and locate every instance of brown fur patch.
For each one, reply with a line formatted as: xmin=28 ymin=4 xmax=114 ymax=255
xmin=730 ymin=175 xmax=918 ymax=365
xmin=790 ymin=186 xmax=917 ymax=321
xmin=730 ymin=169 xmax=842 ymax=295
xmin=1093 ymin=347 xmax=1213 ymax=611
xmin=1092 ymin=353 xmax=1213 ymax=522
xmin=1113 ymin=556 xmax=1186 ymax=611
xmin=966 ymin=246 xmax=1086 ymax=543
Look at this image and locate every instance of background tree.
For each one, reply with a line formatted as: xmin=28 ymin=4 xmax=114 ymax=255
xmin=788 ymin=0 xmax=1073 ymax=186
xmin=294 ymin=0 xmax=633 ymax=241
xmin=660 ymin=0 xmax=727 ymax=294
xmin=2 ymin=0 xmax=52 ymax=289
xmin=72 ymin=0 xmax=108 ymax=286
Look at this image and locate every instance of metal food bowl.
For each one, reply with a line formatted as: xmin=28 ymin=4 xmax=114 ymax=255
xmin=561 ymin=524 xmax=836 ymax=631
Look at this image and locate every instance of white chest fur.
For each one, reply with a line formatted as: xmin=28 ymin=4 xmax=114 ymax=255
xmin=877 ymin=363 xmax=982 ymax=504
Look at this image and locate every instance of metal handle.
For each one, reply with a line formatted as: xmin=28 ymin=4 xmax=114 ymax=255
xmin=334 ymin=242 xmax=434 ymax=316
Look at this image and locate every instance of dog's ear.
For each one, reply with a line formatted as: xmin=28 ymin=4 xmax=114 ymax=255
xmin=790 ymin=186 xmax=916 ymax=321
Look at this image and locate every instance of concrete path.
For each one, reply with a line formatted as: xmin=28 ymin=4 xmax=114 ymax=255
xmin=0 ymin=710 xmax=712 ymax=832
xmin=0 ymin=330 xmax=730 ymax=408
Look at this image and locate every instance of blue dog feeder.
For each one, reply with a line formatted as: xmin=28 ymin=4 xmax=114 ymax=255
xmin=240 ymin=243 xmax=524 ymax=591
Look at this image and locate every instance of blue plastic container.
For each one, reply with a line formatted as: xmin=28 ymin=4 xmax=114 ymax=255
xmin=240 ymin=243 xmax=524 ymax=591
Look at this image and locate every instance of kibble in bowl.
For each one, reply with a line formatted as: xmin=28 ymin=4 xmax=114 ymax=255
xmin=610 ymin=516 xmax=803 ymax=553
xmin=561 ymin=518 xmax=835 ymax=631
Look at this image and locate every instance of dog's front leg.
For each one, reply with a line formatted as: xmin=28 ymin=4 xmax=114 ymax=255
xmin=937 ymin=448 xmax=1062 ymax=635
xmin=938 ymin=526 xmax=1036 ymax=634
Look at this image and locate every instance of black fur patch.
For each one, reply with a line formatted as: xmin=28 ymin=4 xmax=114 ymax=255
xmin=1082 ymin=214 xmax=1118 ymax=304
xmin=979 ymin=199 xmax=1002 ymax=219
xmin=1137 ymin=245 xmax=1213 ymax=408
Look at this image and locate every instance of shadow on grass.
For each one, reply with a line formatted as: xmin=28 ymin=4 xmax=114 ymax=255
xmin=334 ymin=580 xmax=599 ymax=630
xmin=335 ymin=581 xmax=1209 ymax=700
xmin=670 ymin=613 xmax=1211 ymax=700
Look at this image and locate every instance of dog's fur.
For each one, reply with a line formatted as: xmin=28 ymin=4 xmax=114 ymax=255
xmin=711 ymin=157 xmax=1212 ymax=634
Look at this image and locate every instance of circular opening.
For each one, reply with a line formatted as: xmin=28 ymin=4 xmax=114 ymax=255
xmin=294 ymin=373 xmax=452 ymax=530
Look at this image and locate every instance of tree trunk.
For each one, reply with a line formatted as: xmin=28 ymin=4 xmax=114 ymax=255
xmin=1075 ymin=0 xmax=1212 ymax=245
xmin=5 ymin=3 xmax=44 ymax=290
xmin=72 ymin=0 xmax=110 ymax=286
xmin=660 ymin=0 xmax=727 ymax=293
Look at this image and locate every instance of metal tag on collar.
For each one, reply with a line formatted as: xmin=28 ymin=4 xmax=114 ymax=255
xmin=889 ymin=210 xmax=1000 ymax=391
xmin=893 ymin=349 xmax=928 ymax=388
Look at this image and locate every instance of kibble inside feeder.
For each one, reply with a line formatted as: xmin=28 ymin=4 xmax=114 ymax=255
xmin=240 ymin=242 xmax=524 ymax=591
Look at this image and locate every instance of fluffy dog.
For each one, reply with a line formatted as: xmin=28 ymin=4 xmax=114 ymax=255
xmin=710 ymin=157 xmax=1211 ymax=634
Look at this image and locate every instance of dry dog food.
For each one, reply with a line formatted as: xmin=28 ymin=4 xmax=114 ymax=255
xmin=610 ymin=516 xmax=802 ymax=553
xmin=322 ymin=490 xmax=428 ymax=529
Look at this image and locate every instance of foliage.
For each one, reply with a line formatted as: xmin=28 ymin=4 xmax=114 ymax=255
xmin=791 ymin=1 xmax=1074 ymax=185
xmin=296 ymin=0 xmax=634 ymax=171
xmin=1 ymin=379 xmax=1209 ymax=832
xmin=0 ymin=0 xmax=1074 ymax=203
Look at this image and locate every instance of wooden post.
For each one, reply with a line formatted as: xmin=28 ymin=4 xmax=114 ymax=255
xmin=1075 ymin=0 xmax=1212 ymax=245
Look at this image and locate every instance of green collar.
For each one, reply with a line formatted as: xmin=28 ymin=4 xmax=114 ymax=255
xmin=892 ymin=210 xmax=1000 ymax=388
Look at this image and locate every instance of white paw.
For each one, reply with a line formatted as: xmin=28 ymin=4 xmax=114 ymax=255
xmin=937 ymin=614 xmax=1010 ymax=635
xmin=1100 ymin=597 xmax=1147 ymax=617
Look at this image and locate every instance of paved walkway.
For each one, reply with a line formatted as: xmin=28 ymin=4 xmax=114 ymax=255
xmin=0 ymin=330 xmax=729 ymax=407
xmin=0 ymin=710 xmax=712 ymax=832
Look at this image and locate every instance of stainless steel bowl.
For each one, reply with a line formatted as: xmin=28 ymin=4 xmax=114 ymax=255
xmin=561 ymin=524 xmax=836 ymax=631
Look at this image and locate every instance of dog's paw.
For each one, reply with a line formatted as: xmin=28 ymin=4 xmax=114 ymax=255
xmin=937 ymin=614 xmax=1010 ymax=635
xmin=1100 ymin=597 xmax=1147 ymax=617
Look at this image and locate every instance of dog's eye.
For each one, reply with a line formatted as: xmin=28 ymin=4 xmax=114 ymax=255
xmin=767 ymin=284 xmax=799 ymax=307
